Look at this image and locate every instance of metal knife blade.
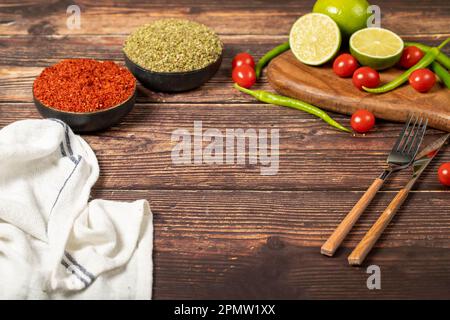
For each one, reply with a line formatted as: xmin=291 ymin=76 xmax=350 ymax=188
xmin=407 ymin=133 xmax=449 ymax=188
xmin=415 ymin=133 xmax=450 ymax=161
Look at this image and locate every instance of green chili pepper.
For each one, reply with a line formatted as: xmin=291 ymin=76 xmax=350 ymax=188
xmin=404 ymin=41 xmax=450 ymax=70
xmin=364 ymin=38 xmax=450 ymax=94
xmin=432 ymin=61 xmax=450 ymax=89
xmin=255 ymin=41 xmax=290 ymax=79
xmin=234 ymin=83 xmax=351 ymax=133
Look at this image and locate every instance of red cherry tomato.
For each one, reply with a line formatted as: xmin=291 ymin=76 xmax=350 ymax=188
xmin=333 ymin=53 xmax=359 ymax=78
xmin=351 ymin=109 xmax=375 ymax=133
xmin=399 ymin=46 xmax=425 ymax=69
xmin=232 ymin=52 xmax=255 ymax=69
xmin=409 ymin=68 xmax=436 ymax=93
xmin=352 ymin=67 xmax=380 ymax=90
xmin=232 ymin=65 xmax=256 ymax=88
xmin=438 ymin=163 xmax=450 ymax=186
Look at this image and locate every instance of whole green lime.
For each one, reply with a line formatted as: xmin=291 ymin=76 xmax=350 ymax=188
xmin=313 ymin=0 xmax=371 ymax=38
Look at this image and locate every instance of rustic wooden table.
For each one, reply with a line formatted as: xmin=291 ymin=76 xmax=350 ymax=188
xmin=1 ymin=0 xmax=449 ymax=299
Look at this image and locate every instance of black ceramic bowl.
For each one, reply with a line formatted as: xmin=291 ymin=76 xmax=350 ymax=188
xmin=124 ymin=52 xmax=222 ymax=92
xmin=33 ymin=87 xmax=136 ymax=133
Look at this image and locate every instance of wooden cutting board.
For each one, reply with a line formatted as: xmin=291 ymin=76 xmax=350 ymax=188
xmin=267 ymin=51 xmax=450 ymax=132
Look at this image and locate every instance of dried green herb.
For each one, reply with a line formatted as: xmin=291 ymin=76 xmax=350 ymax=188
xmin=124 ymin=19 xmax=223 ymax=72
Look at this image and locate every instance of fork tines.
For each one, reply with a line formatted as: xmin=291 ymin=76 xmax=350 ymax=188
xmin=393 ymin=114 xmax=428 ymax=160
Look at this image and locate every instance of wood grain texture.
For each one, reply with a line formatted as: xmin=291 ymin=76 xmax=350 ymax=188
xmin=92 ymin=189 xmax=450 ymax=299
xmin=268 ymin=51 xmax=450 ymax=132
xmin=0 ymin=0 xmax=449 ymax=299
xmin=0 ymin=0 xmax=449 ymax=36
xmin=1 ymin=103 xmax=449 ymax=191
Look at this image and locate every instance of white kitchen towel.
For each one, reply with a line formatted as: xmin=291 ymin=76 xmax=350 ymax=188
xmin=0 ymin=119 xmax=153 ymax=299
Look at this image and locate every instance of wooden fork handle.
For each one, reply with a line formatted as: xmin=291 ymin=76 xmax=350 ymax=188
xmin=321 ymin=178 xmax=384 ymax=257
xmin=348 ymin=188 xmax=410 ymax=266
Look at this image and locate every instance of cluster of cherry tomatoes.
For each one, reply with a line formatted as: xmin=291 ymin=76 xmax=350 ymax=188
xmin=332 ymin=46 xmax=436 ymax=93
xmin=332 ymin=59 xmax=377 ymax=133
xmin=230 ymin=53 xmax=448 ymax=186
xmin=333 ymin=48 xmax=449 ymax=186
xmin=231 ymin=52 xmax=257 ymax=88
xmin=231 ymin=52 xmax=377 ymax=134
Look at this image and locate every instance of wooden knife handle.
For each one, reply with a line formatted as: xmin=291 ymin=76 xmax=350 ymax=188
xmin=348 ymin=188 xmax=410 ymax=266
xmin=321 ymin=178 xmax=384 ymax=257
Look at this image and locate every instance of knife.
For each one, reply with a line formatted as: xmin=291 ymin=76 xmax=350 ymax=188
xmin=348 ymin=133 xmax=450 ymax=266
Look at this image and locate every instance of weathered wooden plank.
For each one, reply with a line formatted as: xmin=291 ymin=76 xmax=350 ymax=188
xmin=96 ymin=189 xmax=450 ymax=247
xmin=0 ymin=0 xmax=449 ymax=36
xmin=0 ymin=35 xmax=292 ymax=67
xmin=0 ymin=35 xmax=446 ymax=68
xmin=92 ymin=189 xmax=450 ymax=299
xmin=153 ymin=246 xmax=450 ymax=299
xmin=1 ymin=103 xmax=448 ymax=191
xmin=0 ymin=36 xmax=448 ymax=104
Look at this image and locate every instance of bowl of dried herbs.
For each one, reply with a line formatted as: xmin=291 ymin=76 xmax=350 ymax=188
xmin=123 ymin=19 xmax=223 ymax=92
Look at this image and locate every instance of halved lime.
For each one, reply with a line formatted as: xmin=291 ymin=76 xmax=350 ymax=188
xmin=289 ymin=13 xmax=341 ymax=66
xmin=350 ymin=28 xmax=404 ymax=70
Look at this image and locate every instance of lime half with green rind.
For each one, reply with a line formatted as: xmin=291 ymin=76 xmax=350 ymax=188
xmin=289 ymin=13 xmax=341 ymax=66
xmin=350 ymin=27 xmax=404 ymax=70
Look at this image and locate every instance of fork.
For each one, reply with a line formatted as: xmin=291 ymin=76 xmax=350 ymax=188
xmin=321 ymin=115 xmax=428 ymax=256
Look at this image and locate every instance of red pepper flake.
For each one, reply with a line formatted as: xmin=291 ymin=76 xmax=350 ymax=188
xmin=33 ymin=59 xmax=136 ymax=113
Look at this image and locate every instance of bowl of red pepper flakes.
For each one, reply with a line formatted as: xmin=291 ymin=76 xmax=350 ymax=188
xmin=33 ymin=59 xmax=137 ymax=133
